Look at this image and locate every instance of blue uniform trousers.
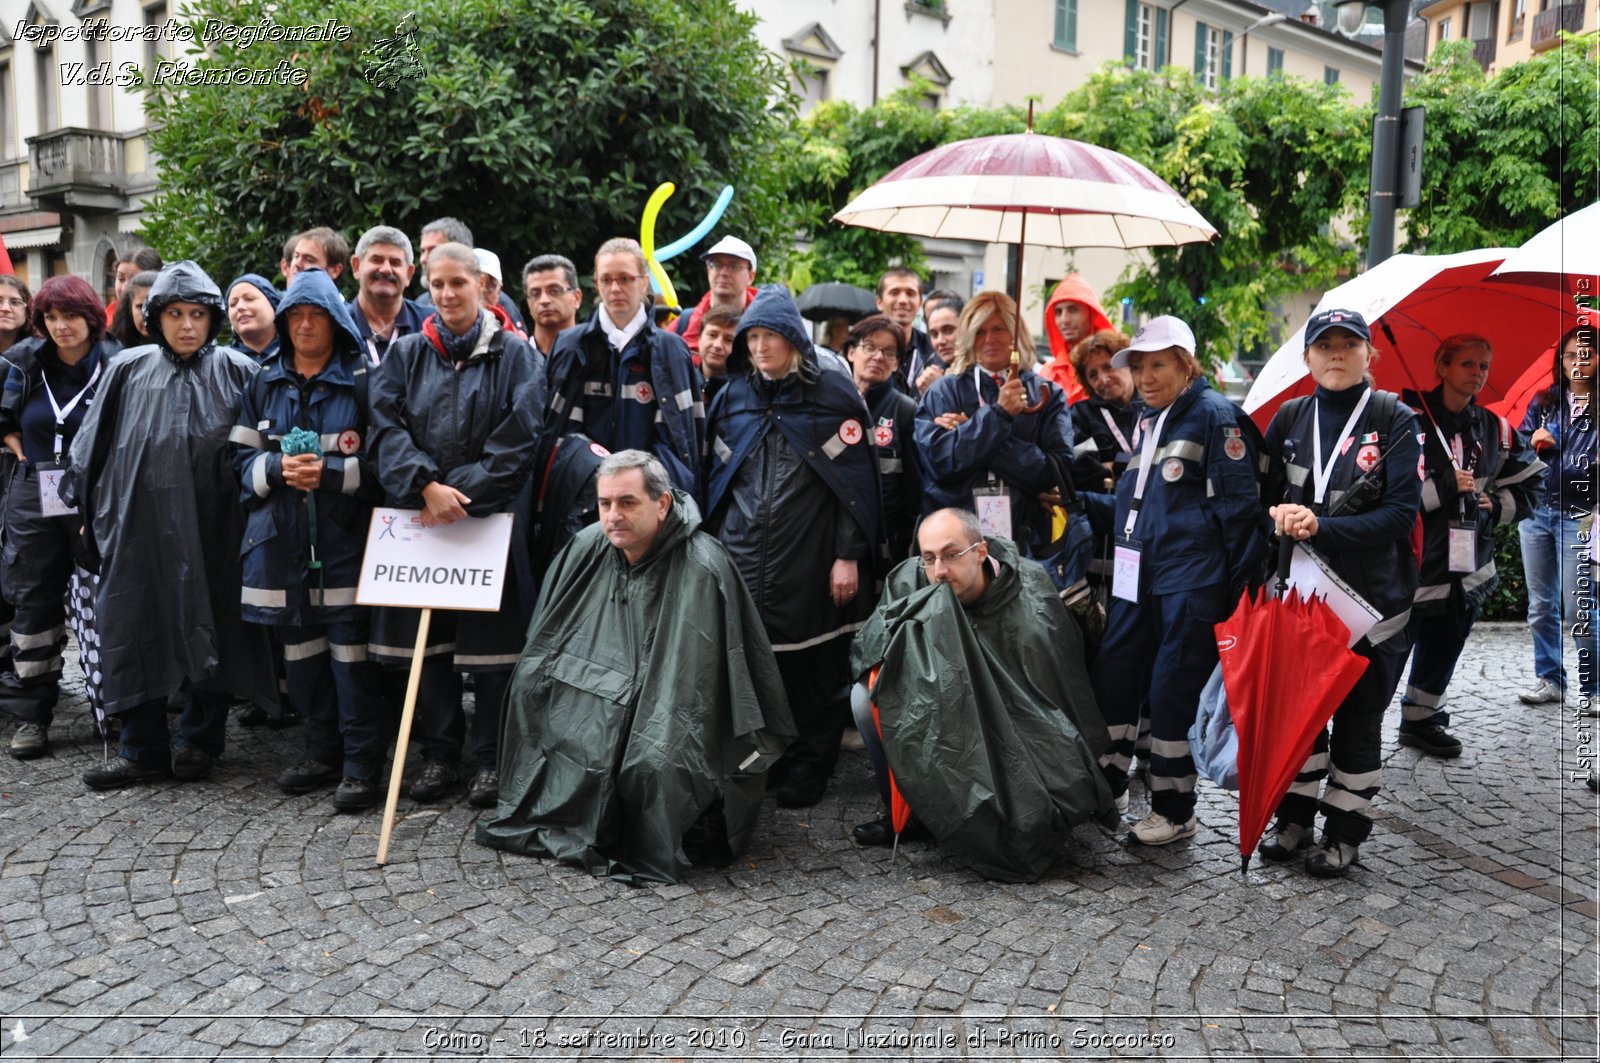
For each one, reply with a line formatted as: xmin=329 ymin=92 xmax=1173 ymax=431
xmin=281 ymin=618 xmax=388 ymax=781
xmin=1092 ymin=582 xmax=1229 ymax=823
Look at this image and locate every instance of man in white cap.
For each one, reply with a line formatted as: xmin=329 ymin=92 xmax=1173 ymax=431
xmin=473 ymin=248 xmax=526 ymax=333
xmin=673 ymin=235 xmax=757 ymax=354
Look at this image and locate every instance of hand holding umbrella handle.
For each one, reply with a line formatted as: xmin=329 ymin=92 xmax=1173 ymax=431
xmin=1275 ymin=532 xmax=1295 ymax=598
xmin=1009 ymin=352 xmax=1049 ymax=415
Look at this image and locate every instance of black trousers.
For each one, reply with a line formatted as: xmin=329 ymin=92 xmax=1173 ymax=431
xmin=1275 ymin=635 xmax=1410 ymax=845
xmin=772 ymin=636 xmax=851 ymax=787
xmin=0 ymin=470 xmax=84 ymax=726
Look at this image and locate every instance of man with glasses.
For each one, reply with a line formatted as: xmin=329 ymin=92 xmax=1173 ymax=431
xmin=847 ymin=507 xmax=1116 ymax=881
xmin=546 ymin=238 xmax=704 ymax=499
xmin=673 ymin=236 xmax=758 ymax=355
xmin=520 ymin=254 xmax=584 ymax=358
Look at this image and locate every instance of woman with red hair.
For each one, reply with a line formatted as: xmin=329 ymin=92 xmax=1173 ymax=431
xmin=0 ymin=275 xmax=119 ymax=757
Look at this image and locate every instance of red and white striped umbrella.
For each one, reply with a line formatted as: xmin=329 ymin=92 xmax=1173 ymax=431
xmin=832 ymin=132 xmax=1217 ymax=249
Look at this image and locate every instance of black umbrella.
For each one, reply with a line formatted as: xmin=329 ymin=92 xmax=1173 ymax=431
xmin=794 ymin=282 xmax=877 ymax=323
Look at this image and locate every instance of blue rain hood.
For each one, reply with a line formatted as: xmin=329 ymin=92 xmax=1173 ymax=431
xmin=274 ymin=268 xmax=363 ymax=361
xmin=226 ymin=273 xmax=283 ymax=312
xmin=728 ymin=284 xmax=816 ymax=378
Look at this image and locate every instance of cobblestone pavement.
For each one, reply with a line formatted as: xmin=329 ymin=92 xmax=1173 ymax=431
xmin=0 ymin=622 xmax=1595 ymax=1060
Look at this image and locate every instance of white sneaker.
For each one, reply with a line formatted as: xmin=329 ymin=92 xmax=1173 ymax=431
xmin=1519 ymin=678 xmax=1564 ymax=705
xmin=1127 ymin=811 xmax=1197 ymax=846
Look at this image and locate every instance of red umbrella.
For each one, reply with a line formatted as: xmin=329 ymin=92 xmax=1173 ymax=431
xmin=1484 ymin=343 xmax=1558 ymax=425
xmin=866 ymin=666 xmax=913 ymax=858
xmin=833 ymin=116 xmax=1217 ymax=402
xmin=1244 ymin=249 xmax=1577 ymax=430
xmin=1216 ymin=547 xmax=1369 ymax=873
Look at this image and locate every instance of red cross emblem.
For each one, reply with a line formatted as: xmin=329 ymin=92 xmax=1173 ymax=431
xmin=839 ymin=419 xmax=863 ymax=445
xmin=873 ymin=424 xmax=894 ymax=446
xmin=337 ymin=430 xmax=361 ymax=455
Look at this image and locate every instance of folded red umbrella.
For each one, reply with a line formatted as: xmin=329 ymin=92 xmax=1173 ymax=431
xmin=1216 ymin=563 xmax=1369 ymax=873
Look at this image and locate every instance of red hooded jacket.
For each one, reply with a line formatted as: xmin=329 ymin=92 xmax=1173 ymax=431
xmin=1039 ymin=274 xmax=1113 ymax=404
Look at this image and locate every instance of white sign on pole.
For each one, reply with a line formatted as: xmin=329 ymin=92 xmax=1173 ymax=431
xmin=355 ymin=508 xmax=514 ymax=612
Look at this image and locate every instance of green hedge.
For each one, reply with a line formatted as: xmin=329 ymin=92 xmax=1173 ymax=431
xmin=1481 ymin=523 xmax=1529 ymax=620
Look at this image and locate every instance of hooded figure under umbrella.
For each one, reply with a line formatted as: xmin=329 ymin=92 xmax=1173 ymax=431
xmin=65 ymin=261 xmax=279 ymax=790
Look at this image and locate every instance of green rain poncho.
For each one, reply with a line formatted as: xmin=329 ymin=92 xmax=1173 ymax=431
xmin=851 ymin=537 xmax=1117 ymax=882
xmin=476 ymin=490 xmax=795 ymax=883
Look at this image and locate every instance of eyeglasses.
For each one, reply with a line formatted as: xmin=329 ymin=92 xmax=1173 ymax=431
xmin=854 ymin=341 xmax=899 ymax=361
xmin=705 ymin=260 xmax=750 ymax=273
xmin=0 ymin=298 xmax=25 ymax=310
xmin=596 ymin=275 xmax=642 ymax=289
xmin=916 ymin=541 xmax=983 ymax=569
xmin=527 ymin=285 xmax=575 ymax=300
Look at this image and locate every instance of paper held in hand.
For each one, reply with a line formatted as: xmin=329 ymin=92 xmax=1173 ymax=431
xmin=1282 ymin=543 xmax=1383 ymax=647
xmin=355 ymin=508 xmax=514 ymax=611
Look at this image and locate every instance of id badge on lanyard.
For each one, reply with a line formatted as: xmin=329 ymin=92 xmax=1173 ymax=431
xmin=37 ymin=464 xmax=76 ymax=517
xmin=974 ymin=478 xmax=1012 ymax=540
xmin=971 ymin=369 xmax=1013 ymax=540
xmin=1116 ymin=405 xmax=1175 ymax=603
xmin=1112 ymin=537 xmax=1141 ymax=602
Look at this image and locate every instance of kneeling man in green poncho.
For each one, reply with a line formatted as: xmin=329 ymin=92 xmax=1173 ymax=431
xmin=476 ymin=450 xmax=795 ymax=883
xmin=850 ymin=508 xmax=1118 ymax=882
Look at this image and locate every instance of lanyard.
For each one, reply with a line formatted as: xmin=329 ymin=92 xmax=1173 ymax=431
xmin=973 ymin=366 xmax=1006 ymax=408
xmin=1310 ymin=389 xmax=1373 ymax=505
xmin=44 ymin=361 xmax=101 ymax=462
xmin=1100 ymin=407 xmax=1132 ymax=454
xmin=1123 ymin=405 xmax=1174 ymax=539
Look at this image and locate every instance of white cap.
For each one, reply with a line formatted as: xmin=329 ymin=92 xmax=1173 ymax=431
xmin=1111 ymin=315 xmax=1197 ymax=368
xmin=474 ymin=248 xmax=503 ymax=284
xmin=700 ymin=235 xmax=757 ymax=272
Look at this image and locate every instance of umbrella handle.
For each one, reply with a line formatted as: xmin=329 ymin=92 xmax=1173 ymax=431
xmin=1009 ymin=353 xmax=1049 ymax=415
xmin=1274 ymin=533 xmax=1294 ymax=597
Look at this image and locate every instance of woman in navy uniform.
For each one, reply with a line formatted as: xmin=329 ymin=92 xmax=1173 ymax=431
xmin=1260 ymin=308 xmax=1423 ymax=877
xmin=230 ymin=269 xmax=388 ymax=811
xmin=1396 ymin=334 xmax=1541 ymax=758
xmin=842 ymin=314 xmax=923 ymax=563
xmin=0 ymin=277 xmax=118 ymax=757
xmin=1085 ymin=316 xmax=1265 ymax=846
xmin=369 ymin=242 xmax=545 ymax=809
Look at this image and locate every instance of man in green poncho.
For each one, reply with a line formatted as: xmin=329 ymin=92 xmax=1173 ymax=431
xmin=849 ymin=508 xmax=1118 ymax=882
xmin=476 ymin=450 xmax=795 ymax=884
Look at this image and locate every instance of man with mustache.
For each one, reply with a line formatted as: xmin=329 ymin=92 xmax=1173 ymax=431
xmin=347 ymin=226 xmax=424 ymax=365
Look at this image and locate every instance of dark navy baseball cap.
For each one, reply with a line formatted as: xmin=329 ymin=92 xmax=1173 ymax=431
xmin=1304 ymin=307 xmax=1371 ymax=344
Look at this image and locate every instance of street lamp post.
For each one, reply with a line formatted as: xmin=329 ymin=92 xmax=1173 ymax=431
xmin=1336 ymin=0 xmax=1413 ymax=269
xmin=1238 ymin=12 xmax=1287 ymax=77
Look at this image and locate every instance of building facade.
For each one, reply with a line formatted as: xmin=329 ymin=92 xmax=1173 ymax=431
xmin=1 ymin=0 xmax=168 ymax=299
xmin=1415 ymin=0 xmax=1589 ymax=74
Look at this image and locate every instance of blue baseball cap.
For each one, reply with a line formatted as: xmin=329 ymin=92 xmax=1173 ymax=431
xmin=1305 ymin=308 xmax=1371 ymax=344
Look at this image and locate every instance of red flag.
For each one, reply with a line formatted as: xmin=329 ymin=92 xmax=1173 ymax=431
xmin=0 ymin=232 xmax=14 ymax=276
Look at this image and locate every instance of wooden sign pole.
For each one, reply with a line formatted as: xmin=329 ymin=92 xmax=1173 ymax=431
xmin=375 ymin=606 xmax=432 ymax=866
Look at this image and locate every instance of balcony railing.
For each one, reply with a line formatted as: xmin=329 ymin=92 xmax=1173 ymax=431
xmin=1532 ymin=2 xmax=1586 ymax=50
xmin=1471 ymin=35 xmax=1497 ymax=70
xmin=24 ymin=128 xmax=127 ymax=213
xmin=0 ymin=159 xmax=24 ymax=210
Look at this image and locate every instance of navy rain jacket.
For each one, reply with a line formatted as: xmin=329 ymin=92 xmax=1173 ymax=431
xmin=230 ymin=269 xmax=382 ymax=625
xmin=706 ymin=285 xmax=880 ymax=649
